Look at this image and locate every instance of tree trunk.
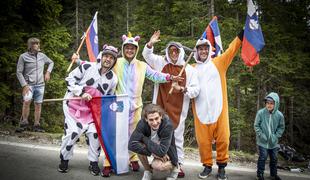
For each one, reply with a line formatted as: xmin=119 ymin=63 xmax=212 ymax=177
xmin=235 ymin=85 xmax=241 ymax=150
xmin=210 ymin=0 xmax=215 ymax=18
xmin=236 ymin=11 xmax=239 ymax=23
xmin=126 ymin=0 xmax=129 ymax=32
xmin=75 ymin=0 xmax=79 ymax=48
xmin=257 ymin=85 xmax=260 ymax=112
xmin=289 ymin=96 xmax=294 ymax=144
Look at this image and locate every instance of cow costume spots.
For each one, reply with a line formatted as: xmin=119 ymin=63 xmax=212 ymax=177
xmin=105 ymin=71 xmax=113 ymax=80
xmin=102 ymin=83 xmax=109 ymax=90
xmin=59 ymin=45 xmax=118 ymax=172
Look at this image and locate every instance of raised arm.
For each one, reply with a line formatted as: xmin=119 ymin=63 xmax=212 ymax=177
xmin=214 ymin=30 xmax=243 ymax=72
xmin=142 ymin=30 xmax=166 ymax=70
xmin=65 ymin=54 xmax=87 ymax=96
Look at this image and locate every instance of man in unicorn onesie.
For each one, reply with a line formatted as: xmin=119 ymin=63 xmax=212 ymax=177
xmin=142 ymin=30 xmax=200 ymax=178
xmin=101 ymin=33 xmax=183 ymax=177
xmin=192 ymin=30 xmax=244 ymax=180
xmin=58 ymin=45 xmax=119 ymax=176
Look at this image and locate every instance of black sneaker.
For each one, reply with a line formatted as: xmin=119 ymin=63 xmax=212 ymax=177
xmin=58 ymin=160 xmax=69 ymax=173
xmin=217 ymin=167 xmax=227 ymax=180
xmin=15 ymin=122 xmax=29 ymax=132
xmin=33 ymin=125 xmax=45 ymax=132
xmin=199 ymin=166 xmax=212 ymax=179
xmin=89 ymin=161 xmax=100 ymax=176
xmin=256 ymin=174 xmax=264 ymax=180
xmin=270 ymin=175 xmax=281 ymax=180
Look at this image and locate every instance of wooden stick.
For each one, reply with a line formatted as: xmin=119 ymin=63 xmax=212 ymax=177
xmin=66 ymin=29 xmax=90 ymax=73
xmin=66 ymin=11 xmax=98 ymax=72
xmin=168 ymin=51 xmax=194 ymax=94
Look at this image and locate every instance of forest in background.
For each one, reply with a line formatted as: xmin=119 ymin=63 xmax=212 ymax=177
xmin=0 ymin=0 xmax=309 ymax=154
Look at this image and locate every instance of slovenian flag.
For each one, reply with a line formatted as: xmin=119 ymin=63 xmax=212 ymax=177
xmin=202 ymin=16 xmax=223 ymax=57
xmin=89 ymin=95 xmax=129 ymax=174
xmin=85 ymin=11 xmax=99 ymax=62
xmin=241 ymin=0 xmax=265 ymax=67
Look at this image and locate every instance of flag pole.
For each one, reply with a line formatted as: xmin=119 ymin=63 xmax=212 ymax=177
xmin=43 ymin=94 xmax=128 ymax=102
xmin=168 ymin=51 xmax=194 ymax=94
xmin=66 ymin=11 xmax=98 ymax=72
xmin=168 ymin=16 xmax=222 ymax=94
xmin=43 ymin=97 xmax=82 ymax=102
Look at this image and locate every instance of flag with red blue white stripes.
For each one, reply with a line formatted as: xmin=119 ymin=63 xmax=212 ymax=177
xmin=85 ymin=12 xmax=99 ymax=62
xmin=89 ymin=94 xmax=129 ymax=174
xmin=241 ymin=0 xmax=265 ymax=67
xmin=202 ymin=16 xmax=223 ymax=57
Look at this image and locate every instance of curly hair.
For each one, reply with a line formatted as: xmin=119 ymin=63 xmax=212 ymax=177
xmin=142 ymin=104 xmax=165 ymax=119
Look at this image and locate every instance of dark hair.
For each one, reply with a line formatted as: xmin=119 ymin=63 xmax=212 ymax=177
xmin=264 ymin=97 xmax=275 ymax=103
xmin=142 ymin=104 xmax=165 ymax=119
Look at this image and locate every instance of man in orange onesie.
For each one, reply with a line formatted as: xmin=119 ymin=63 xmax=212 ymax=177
xmin=192 ymin=30 xmax=243 ymax=180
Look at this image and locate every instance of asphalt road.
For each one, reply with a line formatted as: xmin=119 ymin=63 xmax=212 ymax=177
xmin=0 ymin=140 xmax=309 ymax=180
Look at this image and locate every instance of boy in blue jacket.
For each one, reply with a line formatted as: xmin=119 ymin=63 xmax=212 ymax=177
xmin=254 ymin=92 xmax=285 ymax=180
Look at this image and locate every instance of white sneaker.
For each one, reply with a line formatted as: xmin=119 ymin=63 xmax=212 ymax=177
xmin=142 ymin=170 xmax=152 ymax=180
xmin=166 ymin=166 xmax=180 ymax=180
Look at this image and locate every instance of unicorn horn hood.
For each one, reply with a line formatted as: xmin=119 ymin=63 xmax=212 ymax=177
xmin=194 ymin=38 xmax=214 ymax=64
xmin=121 ymin=32 xmax=140 ymax=60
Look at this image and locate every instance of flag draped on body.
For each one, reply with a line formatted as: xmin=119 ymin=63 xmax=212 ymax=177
xmin=241 ymin=0 xmax=265 ymax=67
xmin=89 ymin=95 xmax=129 ymax=174
xmin=85 ymin=11 xmax=99 ymax=62
xmin=202 ymin=16 xmax=223 ymax=57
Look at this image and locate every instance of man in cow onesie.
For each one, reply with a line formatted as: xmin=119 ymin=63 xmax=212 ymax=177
xmin=57 ymin=45 xmax=119 ymax=176
xmin=142 ymin=30 xmax=200 ymax=178
xmin=192 ymin=30 xmax=244 ymax=180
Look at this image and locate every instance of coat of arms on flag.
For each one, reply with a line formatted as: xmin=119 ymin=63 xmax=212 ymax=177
xmin=89 ymin=95 xmax=129 ymax=174
xmin=241 ymin=0 xmax=265 ymax=66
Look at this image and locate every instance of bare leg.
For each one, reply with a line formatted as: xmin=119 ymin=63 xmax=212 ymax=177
xmin=21 ymin=100 xmax=31 ymax=123
xmin=138 ymin=154 xmax=152 ymax=171
xmin=34 ymin=103 xmax=42 ymax=125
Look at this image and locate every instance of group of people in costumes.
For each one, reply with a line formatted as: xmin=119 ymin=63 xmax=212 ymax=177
xmin=15 ymin=27 xmax=285 ymax=180
xmin=15 ymin=6 xmax=285 ymax=178
xmin=16 ymin=21 xmax=282 ymax=180
xmin=55 ymin=26 xmax=246 ymax=180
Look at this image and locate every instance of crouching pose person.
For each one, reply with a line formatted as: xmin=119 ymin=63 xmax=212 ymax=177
xmin=57 ymin=45 xmax=118 ymax=176
xmin=129 ymin=104 xmax=180 ymax=180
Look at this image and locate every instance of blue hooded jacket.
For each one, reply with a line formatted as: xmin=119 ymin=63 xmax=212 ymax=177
xmin=254 ymin=92 xmax=285 ymax=149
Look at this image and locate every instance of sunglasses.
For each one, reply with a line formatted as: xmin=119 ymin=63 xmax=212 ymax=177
xmin=168 ymin=47 xmax=179 ymax=54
